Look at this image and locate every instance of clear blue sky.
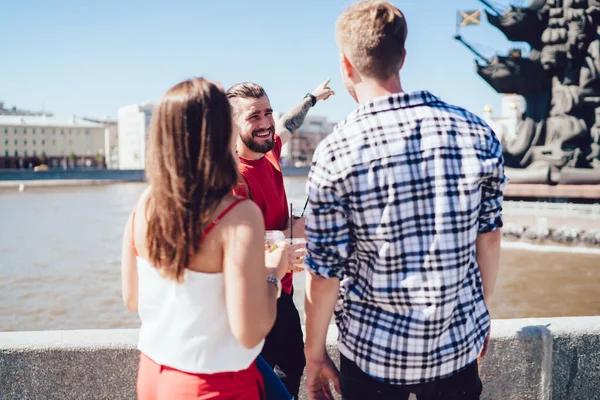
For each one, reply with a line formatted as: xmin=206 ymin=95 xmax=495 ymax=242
xmin=0 ymin=0 xmax=518 ymax=122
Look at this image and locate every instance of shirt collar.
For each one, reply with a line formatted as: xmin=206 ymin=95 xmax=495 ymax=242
xmin=344 ymin=90 xmax=441 ymax=123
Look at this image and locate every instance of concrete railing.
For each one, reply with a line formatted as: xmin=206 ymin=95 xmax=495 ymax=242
xmin=1 ymin=317 xmax=599 ymax=400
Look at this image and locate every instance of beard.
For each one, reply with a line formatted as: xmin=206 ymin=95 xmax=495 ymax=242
xmin=240 ymin=127 xmax=275 ymax=154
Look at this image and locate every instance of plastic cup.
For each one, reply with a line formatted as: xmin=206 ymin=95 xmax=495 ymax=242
xmin=286 ymin=237 xmax=307 ymax=246
xmin=286 ymin=237 xmax=307 ymax=272
xmin=265 ymin=230 xmax=286 ymax=252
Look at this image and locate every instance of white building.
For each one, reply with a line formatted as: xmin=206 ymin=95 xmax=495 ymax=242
xmin=483 ymin=94 xmax=526 ymax=144
xmin=105 ymin=123 xmax=119 ymax=169
xmin=118 ymin=103 xmax=153 ymax=170
xmin=83 ymin=117 xmax=119 ymax=169
xmin=0 ymin=115 xmax=107 ymax=169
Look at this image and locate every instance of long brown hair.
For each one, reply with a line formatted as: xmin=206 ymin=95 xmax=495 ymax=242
xmin=145 ymin=77 xmax=239 ymax=281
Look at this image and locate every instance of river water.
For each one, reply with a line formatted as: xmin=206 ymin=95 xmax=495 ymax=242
xmin=1 ymin=179 xmax=599 ymax=332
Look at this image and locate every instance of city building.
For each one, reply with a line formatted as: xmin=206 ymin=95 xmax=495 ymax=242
xmin=117 ymin=103 xmax=153 ymax=170
xmin=84 ymin=117 xmax=119 ymax=169
xmin=105 ymin=123 xmax=119 ymax=169
xmin=483 ymin=94 xmax=525 ymax=144
xmin=0 ymin=115 xmax=107 ymax=169
xmin=281 ymin=115 xmax=336 ymax=167
xmin=0 ymin=101 xmax=52 ymax=116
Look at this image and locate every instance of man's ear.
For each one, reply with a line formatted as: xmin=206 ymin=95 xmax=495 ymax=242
xmin=399 ymin=49 xmax=407 ymax=71
xmin=341 ymin=52 xmax=354 ymax=80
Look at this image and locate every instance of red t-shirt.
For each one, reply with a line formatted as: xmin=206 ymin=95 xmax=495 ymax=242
xmin=233 ymin=135 xmax=293 ymax=294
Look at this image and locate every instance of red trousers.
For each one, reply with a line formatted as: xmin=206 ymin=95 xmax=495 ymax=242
xmin=137 ymin=353 xmax=265 ymax=400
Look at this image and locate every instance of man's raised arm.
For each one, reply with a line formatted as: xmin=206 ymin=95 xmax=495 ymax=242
xmin=276 ymin=79 xmax=335 ymax=145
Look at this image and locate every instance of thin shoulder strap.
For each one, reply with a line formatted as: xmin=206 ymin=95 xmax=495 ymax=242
xmin=131 ymin=188 xmax=151 ymax=257
xmin=202 ymin=198 xmax=246 ymax=240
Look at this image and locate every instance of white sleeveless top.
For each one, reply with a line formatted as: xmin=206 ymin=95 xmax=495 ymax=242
xmin=136 ymin=257 xmax=263 ymax=373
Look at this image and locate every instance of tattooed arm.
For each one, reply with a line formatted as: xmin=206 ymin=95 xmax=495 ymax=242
xmin=276 ymin=97 xmax=313 ymax=146
xmin=277 ymin=79 xmax=335 ymax=146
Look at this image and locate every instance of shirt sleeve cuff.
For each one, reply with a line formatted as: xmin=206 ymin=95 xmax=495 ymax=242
xmin=305 ymin=257 xmax=344 ymax=280
xmin=478 ymin=214 xmax=504 ymax=233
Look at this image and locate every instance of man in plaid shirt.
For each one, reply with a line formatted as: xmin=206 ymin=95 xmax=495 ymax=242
xmin=303 ymin=1 xmax=507 ymax=399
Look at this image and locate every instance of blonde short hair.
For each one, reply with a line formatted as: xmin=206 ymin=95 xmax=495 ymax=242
xmin=336 ymin=0 xmax=407 ymax=81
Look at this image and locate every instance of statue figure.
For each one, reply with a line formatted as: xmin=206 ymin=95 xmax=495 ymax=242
xmin=458 ymin=0 xmax=600 ymax=184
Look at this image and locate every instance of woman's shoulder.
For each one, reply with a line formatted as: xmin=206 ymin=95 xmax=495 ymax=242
xmin=229 ymin=196 xmax=262 ymax=218
xmin=220 ymin=195 xmax=263 ymax=225
xmin=133 ymin=186 xmax=152 ymax=213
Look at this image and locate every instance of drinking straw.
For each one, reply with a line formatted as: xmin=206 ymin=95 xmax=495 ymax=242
xmin=301 ymin=197 xmax=309 ymax=217
xmin=289 ymin=202 xmax=294 ymax=238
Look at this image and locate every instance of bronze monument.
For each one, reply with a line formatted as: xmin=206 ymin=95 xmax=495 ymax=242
xmin=457 ymin=0 xmax=600 ymax=184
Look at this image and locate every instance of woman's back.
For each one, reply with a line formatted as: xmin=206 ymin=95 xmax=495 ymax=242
xmin=132 ymin=191 xmax=243 ymax=275
xmin=132 ymin=193 xmax=262 ymax=373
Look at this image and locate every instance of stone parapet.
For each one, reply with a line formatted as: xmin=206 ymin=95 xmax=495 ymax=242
xmin=1 ymin=317 xmax=599 ymax=399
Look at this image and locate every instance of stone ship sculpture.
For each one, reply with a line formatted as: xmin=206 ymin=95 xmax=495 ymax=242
xmin=456 ymin=0 xmax=600 ymax=184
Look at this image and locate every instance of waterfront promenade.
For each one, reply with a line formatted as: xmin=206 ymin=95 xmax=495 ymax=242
xmin=0 ymin=169 xmax=146 ymax=188
xmin=0 ymin=167 xmax=311 ymax=188
xmin=1 ymin=317 xmax=599 ymax=400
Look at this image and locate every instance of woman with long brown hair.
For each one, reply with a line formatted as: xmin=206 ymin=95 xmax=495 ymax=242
xmin=120 ymin=77 xmax=289 ymax=399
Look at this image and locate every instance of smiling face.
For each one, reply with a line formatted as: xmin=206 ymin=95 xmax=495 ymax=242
xmin=232 ymin=95 xmax=276 ymax=155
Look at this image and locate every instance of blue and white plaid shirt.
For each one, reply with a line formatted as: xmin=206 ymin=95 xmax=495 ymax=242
xmin=305 ymin=91 xmax=507 ymax=384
